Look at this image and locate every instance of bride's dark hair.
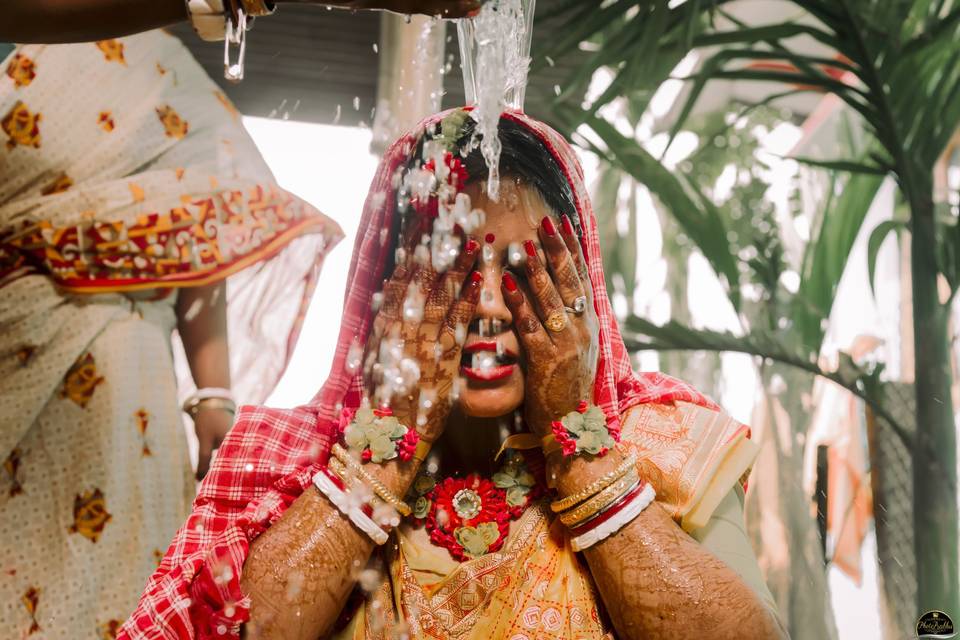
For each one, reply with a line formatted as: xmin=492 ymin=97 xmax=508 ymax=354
xmin=384 ymin=115 xmax=583 ymax=277
xmin=453 ymin=117 xmax=580 ymax=236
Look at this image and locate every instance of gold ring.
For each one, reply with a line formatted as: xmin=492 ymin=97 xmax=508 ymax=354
xmin=544 ymin=311 xmax=567 ymax=332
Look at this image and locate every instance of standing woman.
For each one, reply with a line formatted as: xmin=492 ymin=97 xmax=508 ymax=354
xmin=0 ymin=30 xmax=345 ymax=636
xmin=0 ymin=4 xmax=481 ymax=636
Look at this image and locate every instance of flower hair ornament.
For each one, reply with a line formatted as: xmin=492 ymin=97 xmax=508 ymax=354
xmin=546 ymin=401 xmax=619 ymax=457
xmin=339 ymin=406 xmax=420 ymax=464
xmin=396 ymin=109 xmax=483 ymax=274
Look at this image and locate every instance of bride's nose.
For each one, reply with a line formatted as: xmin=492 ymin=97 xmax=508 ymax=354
xmin=474 ymin=261 xmax=512 ymax=327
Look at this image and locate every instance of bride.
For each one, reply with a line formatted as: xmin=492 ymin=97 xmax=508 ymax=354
xmin=122 ymin=109 xmax=787 ymax=640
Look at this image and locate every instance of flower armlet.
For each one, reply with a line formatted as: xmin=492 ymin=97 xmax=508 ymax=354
xmin=545 ymin=401 xmax=617 ymax=458
xmin=340 ymin=406 xmax=420 ymax=464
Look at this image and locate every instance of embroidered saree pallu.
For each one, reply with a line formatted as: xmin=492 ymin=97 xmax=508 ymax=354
xmin=0 ymin=31 xmax=341 ymax=638
xmin=121 ymin=109 xmax=761 ymax=640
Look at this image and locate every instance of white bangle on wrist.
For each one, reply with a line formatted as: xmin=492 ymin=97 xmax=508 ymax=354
xmin=313 ymin=469 xmax=390 ymax=546
xmin=570 ymin=483 xmax=656 ymax=552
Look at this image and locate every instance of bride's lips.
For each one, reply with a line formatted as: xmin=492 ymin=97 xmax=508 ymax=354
xmin=460 ymin=341 xmax=518 ymax=382
xmin=461 ymin=363 xmax=516 ymax=381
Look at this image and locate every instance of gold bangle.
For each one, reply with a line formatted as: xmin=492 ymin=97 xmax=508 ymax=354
xmin=331 ymin=444 xmax=411 ymax=517
xmin=412 ymin=437 xmax=431 ymax=464
xmin=558 ymin=470 xmax=639 ymax=528
xmin=550 ymin=453 xmax=637 ymax=513
xmin=185 ymin=397 xmax=236 ymax=419
xmin=327 ymin=457 xmax=392 ymax=512
xmin=238 ymin=0 xmax=274 ymax=15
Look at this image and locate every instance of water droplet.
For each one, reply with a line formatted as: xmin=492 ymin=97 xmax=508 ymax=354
xmin=353 ymin=96 xmax=361 ymax=111
xmin=507 ymin=242 xmax=524 ymax=268
xmin=345 ymin=338 xmax=363 ymax=374
xmin=402 ymin=289 xmax=425 ymax=323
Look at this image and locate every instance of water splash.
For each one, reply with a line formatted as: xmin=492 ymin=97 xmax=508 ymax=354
xmin=458 ymin=0 xmax=535 ymax=200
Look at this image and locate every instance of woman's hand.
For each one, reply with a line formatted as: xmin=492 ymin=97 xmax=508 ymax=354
xmin=194 ymin=407 xmax=234 ymax=480
xmin=296 ymin=1 xmax=483 ymax=18
xmin=364 ymin=231 xmax=481 ymax=445
xmin=501 ymin=215 xmax=599 ymax=437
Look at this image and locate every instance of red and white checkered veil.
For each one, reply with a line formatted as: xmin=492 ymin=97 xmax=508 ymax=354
xmin=120 ymin=109 xmax=716 ymax=639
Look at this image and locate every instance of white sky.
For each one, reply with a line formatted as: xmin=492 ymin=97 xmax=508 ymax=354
xmin=241 ymin=117 xmax=378 ymax=407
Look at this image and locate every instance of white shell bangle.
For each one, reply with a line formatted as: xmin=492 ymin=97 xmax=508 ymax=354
xmin=312 ymin=470 xmax=389 ymax=546
xmin=570 ymin=483 xmax=656 ymax=552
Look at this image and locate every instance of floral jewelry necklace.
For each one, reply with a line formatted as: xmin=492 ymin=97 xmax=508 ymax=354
xmin=407 ymin=452 xmax=543 ymax=561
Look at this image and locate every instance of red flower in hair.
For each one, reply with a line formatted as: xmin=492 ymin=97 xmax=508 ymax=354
xmin=412 ymin=152 xmax=469 ymax=219
xmin=424 ymin=152 xmax=468 ymax=190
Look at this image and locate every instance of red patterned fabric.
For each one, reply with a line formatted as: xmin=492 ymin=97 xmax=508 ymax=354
xmin=119 ymin=109 xmax=716 ymax=639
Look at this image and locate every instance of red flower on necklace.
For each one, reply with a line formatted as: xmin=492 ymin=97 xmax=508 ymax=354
xmin=411 ymin=452 xmax=542 ymax=561
xmin=423 ymin=475 xmax=509 ymax=561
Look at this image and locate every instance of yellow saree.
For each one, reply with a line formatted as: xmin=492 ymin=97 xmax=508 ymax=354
xmin=335 ymin=400 xmax=765 ymax=639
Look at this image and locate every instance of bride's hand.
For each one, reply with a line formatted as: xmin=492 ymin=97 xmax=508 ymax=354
xmin=364 ymin=231 xmax=481 ymax=444
xmin=501 ymin=215 xmax=599 ymax=437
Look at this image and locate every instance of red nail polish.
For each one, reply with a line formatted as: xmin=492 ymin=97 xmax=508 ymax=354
xmin=523 ymin=240 xmax=537 ymax=258
xmin=561 ymin=215 xmax=575 ymax=237
xmin=470 ymin=270 xmax=483 ymax=284
xmin=465 ymin=238 xmax=479 ymax=253
xmin=454 ymin=223 xmax=464 ymax=236
xmin=503 ymin=272 xmax=518 ymax=293
xmin=542 ymin=216 xmax=556 ymax=237
xmin=485 ymin=232 xmax=496 ymax=244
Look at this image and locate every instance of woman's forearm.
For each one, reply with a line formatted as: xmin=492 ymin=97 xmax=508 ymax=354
xmin=176 ymin=283 xmax=230 ymax=390
xmin=4 ymin=0 xmax=188 ymax=43
xmin=241 ymin=488 xmax=374 ymax=638
xmin=549 ymin=453 xmax=783 ymax=640
xmin=2 ymin=0 xmax=476 ymax=43
xmin=240 ymin=458 xmax=419 ymax=639
xmin=583 ymin=500 xmax=784 ymax=639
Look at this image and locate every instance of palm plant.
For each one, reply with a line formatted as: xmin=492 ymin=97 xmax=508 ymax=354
xmin=541 ymin=0 xmax=960 ymax=624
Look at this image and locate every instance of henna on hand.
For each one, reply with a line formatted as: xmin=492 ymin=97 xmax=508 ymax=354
xmin=365 ymin=235 xmax=480 ymax=443
xmin=500 ymin=216 xmax=598 ymax=438
xmin=583 ymin=500 xmax=786 ymax=640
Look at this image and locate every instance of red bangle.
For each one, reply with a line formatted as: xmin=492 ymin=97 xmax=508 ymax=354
xmin=322 ymin=467 xmax=384 ymax=525
xmin=322 ymin=466 xmax=345 ymax=491
xmin=567 ymin=480 xmax=646 ymax=535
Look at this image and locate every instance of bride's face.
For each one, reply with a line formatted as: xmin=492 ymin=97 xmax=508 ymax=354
xmin=456 ymin=179 xmax=555 ymax=419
